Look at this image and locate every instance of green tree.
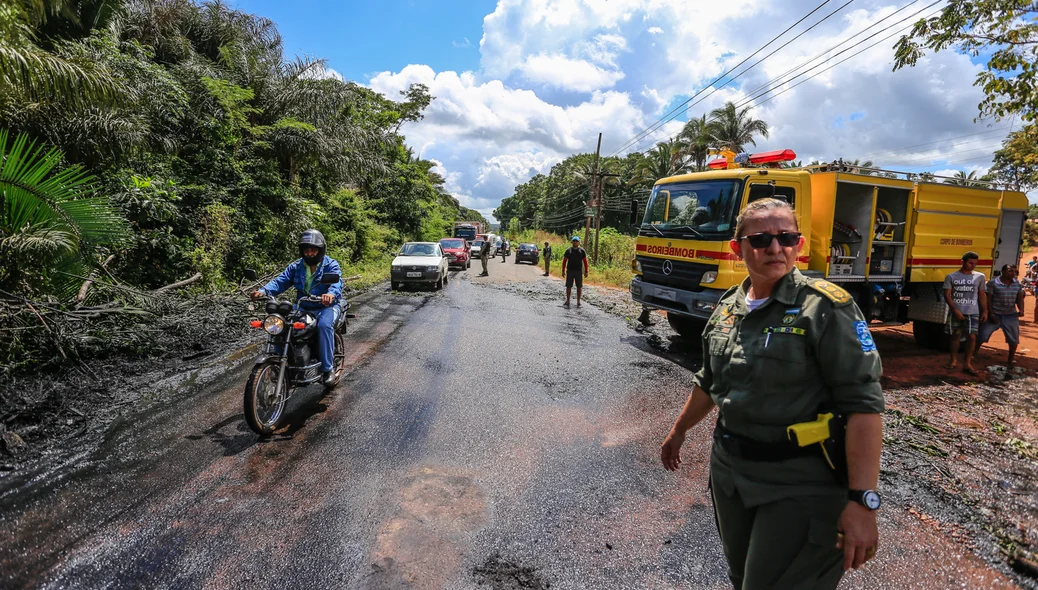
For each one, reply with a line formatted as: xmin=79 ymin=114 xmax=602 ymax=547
xmin=678 ymin=113 xmax=710 ymax=171
xmin=0 ymin=0 xmax=119 ymax=106
xmin=991 ymin=123 xmax=1038 ymax=191
xmin=943 ymin=170 xmax=982 ymax=186
xmin=629 ymin=140 xmax=689 ymax=187
xmin=894 ymin=0 xmax=1038 ymax=122
xmin=706 ymin=101 xmax=769 ymax=153
xmin=0 ymin=130 xmax=127 ymax=293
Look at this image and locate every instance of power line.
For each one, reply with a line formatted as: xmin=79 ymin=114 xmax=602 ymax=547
xmin=734 ymin=1 xmax=943 ymax=112
xmin=850 ymin=127 xmax=1010 ymax=160
xmin=603 ymin=0 xmax=845 ymax=158
xmin=740 ymin=0 xmax=921 ymax=100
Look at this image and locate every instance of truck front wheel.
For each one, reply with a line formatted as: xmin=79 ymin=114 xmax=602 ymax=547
xmin=667 ymin=314 xmax=705 ymax=341
xmin=912 ymin=320 xmax=947 ymax=350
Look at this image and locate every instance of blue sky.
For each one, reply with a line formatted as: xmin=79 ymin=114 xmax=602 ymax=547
xmin=233 ymin=1 xmax=1035 ymax=217
xmin=232 ymin=0 xmax=494 ymax=82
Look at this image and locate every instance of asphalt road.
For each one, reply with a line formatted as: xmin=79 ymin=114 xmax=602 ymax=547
xmin=0 ymin=257 xmax=1025 ymax=589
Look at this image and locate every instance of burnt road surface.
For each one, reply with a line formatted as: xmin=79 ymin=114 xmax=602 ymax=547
xmin=0 ymin=260 xmax=1025 ymax=589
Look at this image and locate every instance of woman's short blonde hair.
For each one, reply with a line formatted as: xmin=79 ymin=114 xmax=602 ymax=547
xmin=734 ymin=198 xmax=798 ymax=239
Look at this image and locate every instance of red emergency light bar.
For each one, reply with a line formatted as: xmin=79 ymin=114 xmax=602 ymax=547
xmin=707 ymin=158 xmax=728 ymax=169
xmin=748 ymin=149 xmax=796 ymax=164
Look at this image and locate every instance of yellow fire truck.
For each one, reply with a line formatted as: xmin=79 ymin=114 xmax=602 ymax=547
xmin=628 ymin=149 xmax=1030 ymax=347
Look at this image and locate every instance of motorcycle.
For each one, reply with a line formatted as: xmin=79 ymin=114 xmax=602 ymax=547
xmin=241 ymin=269 xmax=355 ymax=436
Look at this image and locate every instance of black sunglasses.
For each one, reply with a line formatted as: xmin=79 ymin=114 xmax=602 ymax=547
xmin=740 ymin=231 xmax=802 ymax=249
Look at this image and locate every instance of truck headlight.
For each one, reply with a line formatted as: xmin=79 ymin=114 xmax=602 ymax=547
xmin=263 ymin=315 xmax=285 ymax=335
xmin=632 ymin=259 xmax=642 ymax=272
xmin=695 ymin=301 xmax=717 ymax=311
xmin=701 ymin=271 xmax=717 ymax=284
xmin=392 ymin=265 xmax=401 ymax=271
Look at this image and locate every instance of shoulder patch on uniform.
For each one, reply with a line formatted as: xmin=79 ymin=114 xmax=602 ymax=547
xmin=854 ymin=321 xmax=877 ymax=352
xmin=807 ymin=279 xmax=852 ymax=305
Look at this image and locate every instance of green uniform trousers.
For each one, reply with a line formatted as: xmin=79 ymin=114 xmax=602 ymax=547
xmin=711 ymin=483 xmax=846 ymax=590
xmin=481 ymin=256 xmax=488 ymax=274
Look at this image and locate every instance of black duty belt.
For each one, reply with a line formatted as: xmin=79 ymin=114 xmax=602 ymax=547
xmin=713 ymin=422 xmax=818 ymax=462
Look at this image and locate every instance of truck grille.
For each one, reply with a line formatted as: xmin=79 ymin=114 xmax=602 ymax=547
xmin=637 ymin=256 xmax=715 ymax=291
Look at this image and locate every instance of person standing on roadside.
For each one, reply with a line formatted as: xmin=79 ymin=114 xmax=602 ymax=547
xmin=943 ymin=252 xmax=988 ymax=376
xmin=478 ymin=240 xmax=490 ymax=277
xmin=660 ymin=198 xmax=884 ymax=590
xmin=542 ymin=241 xmax=552 ymax=276
xmin=977 ymin=264 xmax=1026 ymax=369
xmin=562 ymin=236 xmax=588 ymax=307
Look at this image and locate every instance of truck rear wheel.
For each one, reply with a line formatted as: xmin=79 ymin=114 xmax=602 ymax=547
xmin=667 ymin=314 xmax=705 ymax=341
xmin=912 ymin=320 xmax=947 ymax=350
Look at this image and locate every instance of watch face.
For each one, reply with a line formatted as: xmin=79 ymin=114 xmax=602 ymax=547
xmin=864 ymin=491 xmax=881 ymax=510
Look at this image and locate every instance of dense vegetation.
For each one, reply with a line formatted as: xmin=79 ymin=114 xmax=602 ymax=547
xmin=0 ymin=0 xmax=489 ymax=374
xmin=1 ymin=0 xmax=485 ymax=301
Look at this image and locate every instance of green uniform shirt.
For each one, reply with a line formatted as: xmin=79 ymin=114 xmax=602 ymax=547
xmin=304 ymin=265 xmax=314 ymax=294
xmin=694 ymin=268 xmax=884 ymax=506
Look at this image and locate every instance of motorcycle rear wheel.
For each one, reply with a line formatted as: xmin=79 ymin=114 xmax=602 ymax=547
xmin=324 ymin=332 xmax=347 ymax=391
xmin=244 ymin=362 xmax=286 ymax=436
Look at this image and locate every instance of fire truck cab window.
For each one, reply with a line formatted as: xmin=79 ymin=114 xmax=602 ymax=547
xmin=748 ymin=183 xmax=796 ymax=206
xmin=642 ymin=180 xmax=743 ymax=237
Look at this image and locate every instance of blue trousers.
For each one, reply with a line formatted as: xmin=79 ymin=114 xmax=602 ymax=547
xmin=302 ymin=305 xmax=339 ymax=372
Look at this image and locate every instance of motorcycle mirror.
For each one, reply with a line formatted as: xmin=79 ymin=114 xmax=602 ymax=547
xmin=629 ymin=200 xmax=639 ymax=226
xmin=321 ymin=273 xmax=340 ymax=285
xmin=244 ymin=268 xmax=258 ymax=281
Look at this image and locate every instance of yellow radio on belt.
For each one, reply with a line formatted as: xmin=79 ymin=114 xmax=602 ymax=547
xmin=787 ymin=413 xmax=838 ymax=470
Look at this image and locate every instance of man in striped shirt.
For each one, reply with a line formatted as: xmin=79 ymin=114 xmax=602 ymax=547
xmin=977 ymin=264 xmax=1026 ymax=370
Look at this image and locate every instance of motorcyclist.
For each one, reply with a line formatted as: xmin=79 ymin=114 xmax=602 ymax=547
xmin=250 ymin=229 xmax=344 ymax=386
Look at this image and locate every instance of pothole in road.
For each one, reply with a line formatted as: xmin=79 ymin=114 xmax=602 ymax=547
xmin=368 ymin=466 xmax=488 ymax=589
xmin=472 ymin=553 xmax=549 ymax=589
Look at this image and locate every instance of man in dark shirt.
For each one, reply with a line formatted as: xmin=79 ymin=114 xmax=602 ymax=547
xmin=542 ymin=241 xmax=552 ymax=276
xmin=562 ymin=236 xmax=589 ymax=307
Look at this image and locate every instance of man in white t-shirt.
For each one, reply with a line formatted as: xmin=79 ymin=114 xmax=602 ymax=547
xmin=942 ymin=251 xmax=988 ymax=375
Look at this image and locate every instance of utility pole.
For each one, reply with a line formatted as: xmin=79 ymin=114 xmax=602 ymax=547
xmin=593 ymin=174 xmax=603 ymax=264
xmin=584 ymin=133 xmax=602 ymax=248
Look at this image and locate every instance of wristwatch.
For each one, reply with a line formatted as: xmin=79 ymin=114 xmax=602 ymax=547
xmin=849 ymin=489 xmax=882 ymax=510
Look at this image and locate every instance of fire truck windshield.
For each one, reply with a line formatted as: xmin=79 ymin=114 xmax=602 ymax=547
xmin=641 ymin=180 xmax=743 ymax=238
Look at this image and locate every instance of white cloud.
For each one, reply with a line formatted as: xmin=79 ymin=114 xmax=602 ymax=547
xmin=365 ymin=0 xmax=1027 ymax=219
xmin=518 ymin=53 xmax=624 ymax=92
xmin=452 ymin=37 xmax=472 ymax=48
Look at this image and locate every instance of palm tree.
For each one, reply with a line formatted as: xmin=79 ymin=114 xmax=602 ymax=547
xmin=678 ymin=114 xmax=710 ymax=172
xmin=0 ymin=0 xmax=118 ymax=105
xmin=706 ymin=102 xmax=768 ymax=154
xmin=0 ymin=130 xmax=127 ymax=293
xmin=943 ymin=170 xmax=981 ymax=187
xmin=848 ymin=158 xmax=876 ymax=175
xmin=629 ymin=140 xmax=690 ymax=187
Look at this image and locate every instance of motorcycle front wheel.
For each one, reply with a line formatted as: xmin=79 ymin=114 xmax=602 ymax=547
xmin=244 ymin=361 xmax=287 ymax=436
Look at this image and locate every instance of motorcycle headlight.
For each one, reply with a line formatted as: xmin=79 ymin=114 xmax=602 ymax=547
xmin=701 ymin=271 xmax=718 ymax=284
xmin=263 ymin=315 xmax=285 ymax=335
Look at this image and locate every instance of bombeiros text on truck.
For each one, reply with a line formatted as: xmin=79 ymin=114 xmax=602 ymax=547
xmin=628 ymin=148 xmax=1029 ymax=347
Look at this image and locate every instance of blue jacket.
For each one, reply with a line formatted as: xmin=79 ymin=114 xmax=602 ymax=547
xmin=261 ymin=256 xmax=344 ymax=308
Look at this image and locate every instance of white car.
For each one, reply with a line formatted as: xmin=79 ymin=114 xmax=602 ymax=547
xmin=391 ymin=242 xmax=449 ymax=290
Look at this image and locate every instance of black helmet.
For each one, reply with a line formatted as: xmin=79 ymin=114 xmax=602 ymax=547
xmin=298 ymin=229 xmax=326 ymax=265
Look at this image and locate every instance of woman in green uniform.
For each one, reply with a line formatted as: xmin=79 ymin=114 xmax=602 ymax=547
xmin=660 ymin=198 xmax=884 ymax=589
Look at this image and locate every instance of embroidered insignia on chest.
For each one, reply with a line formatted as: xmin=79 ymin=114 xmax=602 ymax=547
xmin=764 ymin=326 xmax=807 ymax=336
xmin=809 ymin=280 xmax=852 ymax=304
xmin=781 ymin=314 xmax=797 ymax=325
xmin=711 ymin=305 xmax=735 ymax=326
xmin=854 ymin=321 xmax=876 ymax=352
